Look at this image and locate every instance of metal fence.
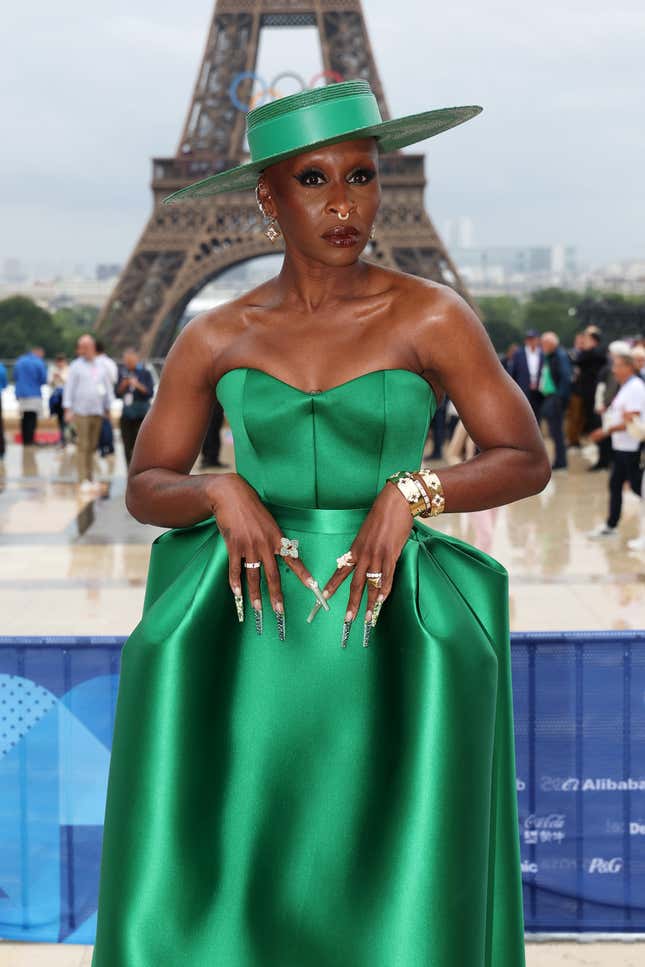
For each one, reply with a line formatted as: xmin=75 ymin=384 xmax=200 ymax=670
xmin=0 ymin=631 xmax=644 ymax=943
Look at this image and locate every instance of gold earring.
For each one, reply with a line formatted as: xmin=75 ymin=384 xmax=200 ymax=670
xmin=369 ymin=224 xmax=376 ymax=240
xmin=256 ymin=183 xmax=281 ymax=241
xmin=265 ymin=219 xmax=281 ymax=242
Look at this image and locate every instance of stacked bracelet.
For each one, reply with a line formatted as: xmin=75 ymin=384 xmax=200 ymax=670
xmin=414 ymin=469 xmax=446 ymax=517
xmin=386 ymin=468 xmax=446 ymax=518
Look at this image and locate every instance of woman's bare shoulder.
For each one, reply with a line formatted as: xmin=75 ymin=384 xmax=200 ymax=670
xmin=172 ymin=282 xmax=275 ymax=376
xmin=366 ymin=263 xmax=465 ymax=319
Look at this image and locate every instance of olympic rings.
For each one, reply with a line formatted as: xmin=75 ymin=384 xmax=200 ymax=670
xmin=229 ymin=69 xmax=345 ymax=112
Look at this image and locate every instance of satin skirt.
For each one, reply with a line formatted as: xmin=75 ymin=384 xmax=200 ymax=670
xmin=92 ymin=502 xmax=526 ymax=967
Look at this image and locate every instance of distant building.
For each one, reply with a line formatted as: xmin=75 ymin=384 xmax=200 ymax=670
xmin=441 ymin=216 xmax=475 ymax=250
xmin=96 ymin=263 xmax=122 ymax=281
xmin=453 ymin=244 xmax=578 ymax=293
xmin=585 ymin=260 xmax=645 ymax=297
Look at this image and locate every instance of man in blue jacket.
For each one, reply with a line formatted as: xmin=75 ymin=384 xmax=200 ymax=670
xmin=0 ymin=360 xmax=7 ymax=458
xmin=13 ymin=346 xmax=48 ymax=445
xmin=539 ymin=331 xmax=572 ymax=470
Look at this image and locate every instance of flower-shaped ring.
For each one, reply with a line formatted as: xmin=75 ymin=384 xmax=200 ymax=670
xmin=279 ymin=537 xmax=300 ymax=558
xmin=336 ymin=551 xmax=355 ymax=569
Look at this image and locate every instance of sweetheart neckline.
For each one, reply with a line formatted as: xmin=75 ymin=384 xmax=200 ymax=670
xmin=215 ymin=366 xmax=437 ymax=403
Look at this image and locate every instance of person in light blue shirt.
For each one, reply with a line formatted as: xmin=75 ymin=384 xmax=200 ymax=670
xmin=13 ymin=347 xmax=48 ymax=446
xmin=0 ymin=360 xmax=7 ymax=458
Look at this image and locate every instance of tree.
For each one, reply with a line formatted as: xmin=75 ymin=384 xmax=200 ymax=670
xmin=0 ymin=297 xmax=100 ymax=360
xmin=477 ymin=295 xmax=524 ymax=352
xmin=523 ymin=288 xmax=581 ymax=346
xmin=0 ymin=296 xmax=59 ymax=357
xmin=52 ymin=305 xmax=99 ymax=356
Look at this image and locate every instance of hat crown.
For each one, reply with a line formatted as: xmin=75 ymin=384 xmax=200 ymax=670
xmin=246 ymin=79 xmax=376 ymax=133
xmin=245 ymin=79 xmax=383 ymax=163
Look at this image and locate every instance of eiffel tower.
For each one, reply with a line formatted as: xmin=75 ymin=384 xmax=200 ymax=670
xmin=96 ymin=0 xmax=477 ymax=357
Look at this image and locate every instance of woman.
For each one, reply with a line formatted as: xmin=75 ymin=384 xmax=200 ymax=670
xmin=92 ymin=81 xmax=550 ymax=967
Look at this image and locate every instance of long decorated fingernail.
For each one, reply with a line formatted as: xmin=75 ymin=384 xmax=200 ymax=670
xmin=371 ymin=597 xmax=383 ymax=627
xmin=234 ymin=594 xmax=244 ymax=622
xmin=341 ymin=610 xmax=353 ymax=648
xmin=306 ymin=601 xmax=322 ymax=623
xmin=253 ymin=599 xmax=263 ymax=636
xmin=307 ymin=578 xmax=330 ymax=611
xmin=274 ymin=603 xmax=286 ymax=641
xmin=362 ymin=619 xmax=372 ymax=648
xmin=307 ymin=589 xmax=330 ymax=623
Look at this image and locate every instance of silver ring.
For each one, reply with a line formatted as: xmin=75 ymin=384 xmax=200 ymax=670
xmin=337 ymin=211 xmax=350 ymax=220
xmin=244 ymin=561 xmax=262 ymax=568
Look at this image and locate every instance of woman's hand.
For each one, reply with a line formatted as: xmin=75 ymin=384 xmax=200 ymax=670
xmin=207 ymin=473 xmax=329 ymax=638
xmin=316 ymin=481 xmax=414 ymax=647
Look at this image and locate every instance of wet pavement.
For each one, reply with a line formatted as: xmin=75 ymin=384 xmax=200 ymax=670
xmin=0 ymin=432 xmax=643 ymax=636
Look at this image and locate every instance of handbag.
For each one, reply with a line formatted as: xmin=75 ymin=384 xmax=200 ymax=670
xmin=98 ymin=416 xmax=115 ymax=456
xmin=626 ymin=416 xmax=645 ymax=442
xmin=49 ymin=386 xmax=63 ymax=415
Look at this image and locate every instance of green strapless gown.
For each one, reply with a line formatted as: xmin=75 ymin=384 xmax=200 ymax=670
xmin=92 ymin=367 xmax=526 ymax=967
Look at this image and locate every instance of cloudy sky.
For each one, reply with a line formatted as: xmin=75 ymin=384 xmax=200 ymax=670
xmin=3 ymin=0 xmax=644 ymax=273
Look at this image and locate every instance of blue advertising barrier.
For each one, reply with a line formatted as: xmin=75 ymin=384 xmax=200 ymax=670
xmin=1 ymin=631 xmax=644 ymax=943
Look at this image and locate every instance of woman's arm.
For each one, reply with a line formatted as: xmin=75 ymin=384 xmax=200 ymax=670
xmin=125 ymin=315 xmax=233 ymax=527
xmin=414 ymin=285 xmax=551 ymax=511
xmin=317 ymin=287 xmax=552 ymax=635
xmin=125 ymin=311 xmax=332 ymax=623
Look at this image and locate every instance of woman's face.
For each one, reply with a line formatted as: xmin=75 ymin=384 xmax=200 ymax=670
xmin=257 ymin=137 xmax=381 ymax=264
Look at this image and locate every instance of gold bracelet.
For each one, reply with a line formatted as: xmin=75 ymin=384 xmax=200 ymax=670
xmin=386 ymin=468 xmax=446 ymax=519
xmin=386 ymin=470 xmax=431 ymax=518
xmin=414 ymin=469 xmax=446 ymax=517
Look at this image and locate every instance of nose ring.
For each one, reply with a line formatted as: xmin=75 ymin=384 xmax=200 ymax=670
xmin=337 ymin=211 xmax=350 ymax=220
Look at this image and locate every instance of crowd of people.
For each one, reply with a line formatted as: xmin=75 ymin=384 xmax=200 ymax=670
xmin=423 ymin=324 xmax=645 ymax=550
xmin=0 ymin=332 xmax=228 ymax=491
xmin=505 ymin=326 xmax=645 ymax=547
xmin=0 ymin=335 xmax=156 ymax=493
xmin=1 ymin=325 xmax=644 ymax=548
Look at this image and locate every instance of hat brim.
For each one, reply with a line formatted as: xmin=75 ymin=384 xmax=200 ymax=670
xmin=162 ymin=104 xmax=482 ymax=205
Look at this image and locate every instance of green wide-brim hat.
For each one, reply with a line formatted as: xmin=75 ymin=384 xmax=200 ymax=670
xmin=162 ymin=79 xmax=482 ymax=205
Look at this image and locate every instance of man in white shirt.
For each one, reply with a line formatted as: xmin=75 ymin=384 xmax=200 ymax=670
xmin=587 ymin=349 xmax=645 ymax=538
xmin=63 ymin=334 xmax=114 ymax=491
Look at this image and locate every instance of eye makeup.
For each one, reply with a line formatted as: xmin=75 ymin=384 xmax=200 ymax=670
xmin=294 ymin=167 xmax=326 ymax=186
xmin=293 ymin=165 xmax=377 ymax=186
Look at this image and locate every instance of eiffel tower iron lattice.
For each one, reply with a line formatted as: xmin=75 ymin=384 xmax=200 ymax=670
xmin=96 ymin=0 xmax=478 ymax=357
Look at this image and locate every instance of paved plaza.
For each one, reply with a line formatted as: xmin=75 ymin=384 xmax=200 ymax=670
xmin=1 ymin=427 xmax=643 ymax=965
xmin=0 ymin=431 xmax=643 ymax=637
